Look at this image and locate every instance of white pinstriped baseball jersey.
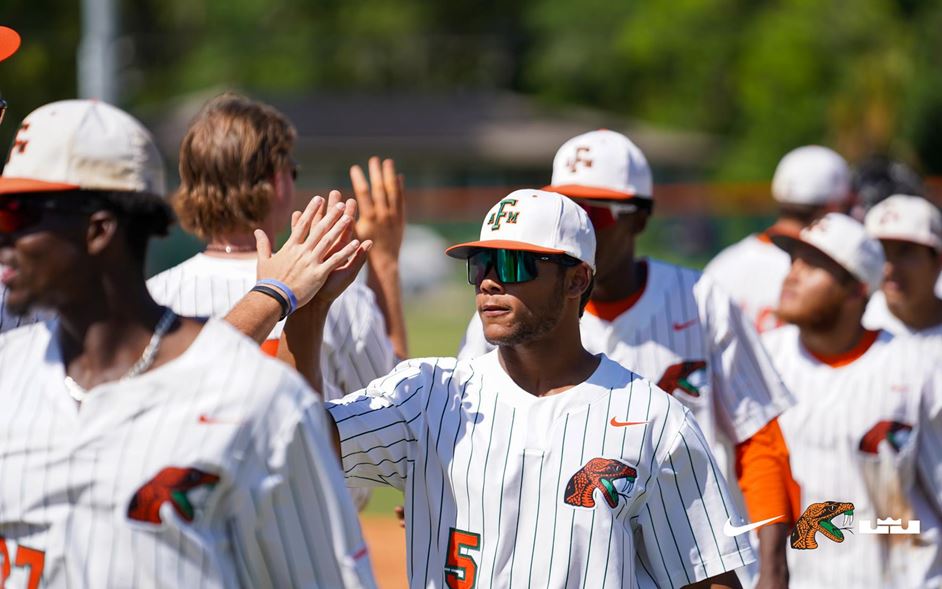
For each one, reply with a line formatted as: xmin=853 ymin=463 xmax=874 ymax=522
xmin=0 ymin=318 xmax=375 ymax=589
xmin=460 ymin=259 xmax=794 ymax=475
xmin=327 ymin=351 xmax=756 ymax=589
xmin=704 ymin=234 xmax=792 ymax=333
xmin=0 ymin=283 xmax=41 ymax=335
xmin=763 ymin=326 xmax=942 ymax=589
xmin=147 ymin=253 xmax=396 ymax=399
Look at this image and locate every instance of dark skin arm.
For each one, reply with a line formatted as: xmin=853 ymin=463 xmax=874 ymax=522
xmin=682 ymin=570 xmax=743 ymax=589
xmin=755 ymin=524 xmax=789 ymax=589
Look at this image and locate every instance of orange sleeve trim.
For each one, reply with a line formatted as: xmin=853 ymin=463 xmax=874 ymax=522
xmin=585 ymin=261 xmax=649 ymax=322
xmin=260 ymin=338 xmax=280 ymax=357
xmin=806 ymin=329 xmax=879 ymax=368
xmin=735 ymin=418 xmax=801 ymax=525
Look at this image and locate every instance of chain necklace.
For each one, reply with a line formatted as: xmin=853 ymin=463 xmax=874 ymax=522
xmin=205 ymin=243 xmax=255 ymax=254
xmin=63 ymin=308 xmax=177 ymax=404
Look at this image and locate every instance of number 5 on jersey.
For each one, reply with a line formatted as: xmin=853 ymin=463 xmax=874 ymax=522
xmin=444 ymin=528 xmax=481 ymax=589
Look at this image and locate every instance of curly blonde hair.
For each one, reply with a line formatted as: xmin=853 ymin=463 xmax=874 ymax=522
xmin=173 ymin=93 xmax=296 ymax=241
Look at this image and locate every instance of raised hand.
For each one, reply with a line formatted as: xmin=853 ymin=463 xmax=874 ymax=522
xmin=255 ymin=193 xmax=371 ymax=309
xmin=350 ymin=156 xmax=405 ymax=263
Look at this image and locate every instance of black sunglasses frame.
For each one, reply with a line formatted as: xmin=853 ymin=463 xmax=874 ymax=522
xmin=466 ymin=248 xmax=580 ymax=286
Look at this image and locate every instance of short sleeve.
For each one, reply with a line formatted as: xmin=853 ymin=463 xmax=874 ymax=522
xmin=231 ymin=382 xmax=377 ymax=589
xmin=634 ymin=414 xmax=756 ymax=588
xmin=322 ymin=284 xmax=396 ymax=401
xmin=326 ymin=359 xmax=436 ymax=490
xmin=698 ymin=277 xmax=795 ymax=443
xmin=457 ymin=312 xmax=495 ymax=361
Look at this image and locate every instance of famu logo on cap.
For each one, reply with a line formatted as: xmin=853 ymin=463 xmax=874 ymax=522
xmin=487 ymin=198 xmax=519 ymax=230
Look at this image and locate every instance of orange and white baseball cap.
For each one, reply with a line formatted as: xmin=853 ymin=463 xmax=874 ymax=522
xmin=0 ymin=99 xmax=166 ymax=196
xmin=772 ymin=145 xmax=850 ymax=206
xmin=0 ymin=26 xmax=20 ymax=62
xmin=865 ymin=194 xmax=942 ymax=253
xmin=772 ymin=212 xmax=885 ymax=294
xmin=544 ymin=129 xmax=652 ymax=202
xmin=445 ymin=189 xmax=596 ymax=271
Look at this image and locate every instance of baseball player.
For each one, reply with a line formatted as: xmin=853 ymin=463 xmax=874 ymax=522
xmin=705 ymin=146 xmax=852 ymax=333
xmin=147 ymin=94 xmax=397 ymax=403
xmin=0 ymin=25 xmax=41 ymax=335
xmin=762 ymin=212 xmax=942 ymax=588
xmin=460 ymin=130 xmax=798 ymax=588
xmin=862 ymin=194 xmax=942 ymax=338
xmin=267 ymin=189 xmax=755 ymax=588
xmin=0 ymin=100 xmax=376 ymax=587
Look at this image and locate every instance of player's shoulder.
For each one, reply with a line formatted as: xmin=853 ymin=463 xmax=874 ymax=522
xmin=331 ymin=355 xmax=466 ymax=404
xmin=0 ymin=318 xmax=54 ymax=362
xmin=325 ymin=280 xmax=381 ymax=327
xmin=147 ymin=253 xmax=253 ymax=290
xmin=186 ymin=319 xmax=316 ymax=408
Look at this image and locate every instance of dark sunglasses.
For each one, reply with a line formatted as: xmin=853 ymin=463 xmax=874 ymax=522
xmin=0 ymin=196 xmax=101 ymax=234
xmin=467 ymin=248 xmax=580 ymax=286
xmin=577 ymin=199 xmax=652 ymax=231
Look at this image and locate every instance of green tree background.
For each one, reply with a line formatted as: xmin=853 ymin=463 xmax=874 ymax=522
xmin=2 ymin=0 xmax=941 ymax=179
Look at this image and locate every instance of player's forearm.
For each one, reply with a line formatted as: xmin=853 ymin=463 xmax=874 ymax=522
xmin=225 ymin=291 xmax=283 ymax=344
xmin=282 ymin=300 xmax=331 ymax=395
xmin=367 ymin=254 xmax=408 ymax=359
xmin=755 ymin=523 xmax=790 ymax=588
xmin=682 ymin=570 xmax=742 ymax=589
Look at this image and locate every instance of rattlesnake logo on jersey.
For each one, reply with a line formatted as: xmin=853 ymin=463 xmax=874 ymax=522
xmin=564 ymin=458 xmax=637 ymax=509
xmin=790 ymin=501 xmax=855 ymax=550
xmin=859 ymin=420 xmax=913 ymax=454
xmin=127 ymin=467 xmax=220 ymax=525
xmin=657 ymin=360 xmax=707 ymax=398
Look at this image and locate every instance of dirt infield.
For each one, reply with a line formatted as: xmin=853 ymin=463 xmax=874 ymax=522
xmin=361 ymin=515 xmax=408 ymax=589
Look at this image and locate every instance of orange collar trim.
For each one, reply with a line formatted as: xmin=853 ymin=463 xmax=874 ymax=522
xmin=806 ymin=330 xmax=879 ymax=368
xmin=586 ymin=261 xmax=649 ymax=322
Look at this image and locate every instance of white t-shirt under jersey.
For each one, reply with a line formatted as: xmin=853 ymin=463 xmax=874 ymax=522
xmin=704 ymin=233 xmax=791 ymax=334
xmin=0 ymin=318 xmax=375 ymax=589
xmin=762 ymin=326 xmax=942 ymax=589
xmin=147 ymin=253 xmax=396 ymax=400
xmin=327 ymin=351 xmax=755 ymax=589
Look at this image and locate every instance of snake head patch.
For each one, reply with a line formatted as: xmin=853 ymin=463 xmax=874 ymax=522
xmin=859 ymin=420 xmax=913 ymax=454
xmin=128 ymin=466 xmax=220 ymax=525
xmin=790 ymin=501 xmax=855 ymax=550
xmin=657 ymin=360 xmax=707 ymax=398
xmin=564 ymin=458 xmax=637 ymax=509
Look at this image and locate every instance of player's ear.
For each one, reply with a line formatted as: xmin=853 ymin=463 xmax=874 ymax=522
xmin=86 ymin=209 xmax=120 ymax=256
xmin=566 ymin=264 xmax=593 ymax=301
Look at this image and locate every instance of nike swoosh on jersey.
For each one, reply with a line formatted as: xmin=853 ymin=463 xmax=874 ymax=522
xmin=609 ymin=417 xmax=649 ymax=428
xmin=672 ymin=319 xmax=697 ymax=331
xmin=198 ymin=415 xmax=239 ymax=425
xmin=723 ymin=514 xmax=784 ymax=536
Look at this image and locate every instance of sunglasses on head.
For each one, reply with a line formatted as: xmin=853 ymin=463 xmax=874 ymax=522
xmin=0 ymin=196 xmax=101 ymax=234
xmin=467 ymin=248 xmax=580 ymax=286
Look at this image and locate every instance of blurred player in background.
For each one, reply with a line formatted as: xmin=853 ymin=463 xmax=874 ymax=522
xmin=0 ymin=24 xmax=42 ymax=334
xmin=148 ymin=93 xmax=399 ymax=398
xmin=461 ymin=130 xmax=798 ymax=589
xmin=706 ymin=146 xmax=852 ymax=333
xmin=763 ymin=212 xmax=942 ymax=588
xmin=862 ymin=194 xmax=942 ymax=338
xmin=0 ymin=99 xmax=376 ymax=587
xmin=269 ymin=189 xmax=753 ymax=588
